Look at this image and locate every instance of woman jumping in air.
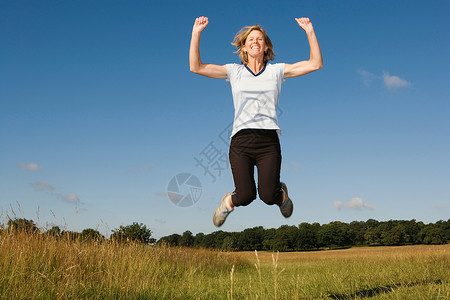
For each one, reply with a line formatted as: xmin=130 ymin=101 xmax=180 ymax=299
xmin=189 ymin=16 xmax=323 ymax=227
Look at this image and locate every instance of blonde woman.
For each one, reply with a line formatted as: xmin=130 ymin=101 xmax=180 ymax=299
xmin=189 ymin=16 xmax=323 ymax=227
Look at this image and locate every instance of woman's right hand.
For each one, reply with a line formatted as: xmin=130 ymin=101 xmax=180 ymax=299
xmin=192 ymin=16 xmax=209 ymax=34
xmin=189 ymin=16 xmax=227 ymax=78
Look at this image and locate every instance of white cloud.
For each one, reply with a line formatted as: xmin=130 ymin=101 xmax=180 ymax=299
xmin=357 ymin=69 xmax=378 ymax=87
xmin=335 ymin=197 xmax=374 ymax=211
xmin=334 ymin=201 xmax=345 ymax=210
xmin=29 ymin=180 xmax=81 ymax=206
xmin=30 ymin=182 xmax=55 ymax=192
xmin=61 ymin=193 xmax=80 ymax=204
xmin=357 ymin=69 xmax=411 ymax=90
xmin=348 ymin=197 xmax=373 ymax=210
xmin=20 ymin=162 xmax=42 ymax=171
xmin=383 ymin=72 xmax=411 ymax=89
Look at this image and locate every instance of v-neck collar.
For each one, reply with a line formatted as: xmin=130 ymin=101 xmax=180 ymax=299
xmin=244 ymin=63 xmax=267 ymax=77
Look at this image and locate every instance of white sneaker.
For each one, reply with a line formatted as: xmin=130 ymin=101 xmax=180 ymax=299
xmin=213 ymin=193 xmax=233 ymax=227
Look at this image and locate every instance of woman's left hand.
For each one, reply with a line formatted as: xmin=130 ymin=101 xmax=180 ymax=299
xmin=284 ymin=17 xmax=322 ymax=78
xmin=295 ymin=17 xmax=314 ymax=33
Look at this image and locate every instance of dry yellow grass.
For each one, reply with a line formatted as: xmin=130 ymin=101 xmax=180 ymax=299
xmin=237 ymin=244 xmax=449 ymax=261
xmin=0 ymin=227 xmax=448 ymax=299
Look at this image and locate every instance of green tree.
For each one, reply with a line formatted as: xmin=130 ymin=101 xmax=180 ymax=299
xmin=382 ymin=224 xmax=408 ymax=246
xmin=265 ymin=235 xmax=289 ymax=251
xmin=237 ymin=227 xmax=265 ymax=250
xmin=62 ymin=230 xmax=80 ymax=241
xmin=179 ymin=230 xmax=194 ymax=247
xmin=366 ymin=219 xmax=379 ymax=228
xmin=399 ymin=220 xmax=421 ymax=244
xmin=348 ymin=221 xmax=366 ymax=246
xmin=297 ymin=222 xmax=318 ymax=250
xmin=81 ymin=228 xmax=104 ymax=242
xmin=262 ymin=228 xmax=277 ymax=250
xmin=364 ymin=226 xmax=382 ymax=245
xmin=193 ymin=232 xmax=205 ymax=248
xmin=198 ymin=232 xmax=216 ymax=248
xmin=317 ymin=222 xmax=350 ymax=248
xmin=158 ymin=233 xmax=181 ymax=246
xmin=45 ymin=225 xmax=62 ymax=237
xmin=111 ymin=222 xmax=152 ymax=244
xmin=213 ymin=231 xmax=230 ymax=249
xmin=277 ymin=225 xmax=298 ymax=251
xmin=7 ymin=218 xmax=38 ymax=233
xmin=436 ymin=219 xmax=450 ymax=243
xmin=418 ymin=225 xmax=446 ymax=245
xmin=221 ymin=234 xmax=238 ymax=251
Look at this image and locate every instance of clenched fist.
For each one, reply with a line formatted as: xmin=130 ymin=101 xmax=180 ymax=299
xmin=192 ymin=16 xmax=209 ymax=34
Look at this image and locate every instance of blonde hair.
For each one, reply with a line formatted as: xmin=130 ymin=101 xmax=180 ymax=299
xmin=231 ymin=24 xmax=275 ymax=64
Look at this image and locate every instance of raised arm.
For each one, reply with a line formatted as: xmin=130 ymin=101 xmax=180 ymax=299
xmin=284 ymin=18 xmax=323 ymax=78
xmin=189 ymin=16 xmax=227 ymax=79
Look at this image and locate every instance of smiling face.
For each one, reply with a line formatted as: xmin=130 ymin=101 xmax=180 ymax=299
xmin=231 ymin=24 xmax=275 ymax=64
xmin=244 ymin=30 xmax=268 ymax=60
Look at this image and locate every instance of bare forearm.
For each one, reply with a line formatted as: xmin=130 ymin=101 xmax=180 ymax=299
xmin=306 ymin=29 xmax=323 ymax=69
xmin=189 ymin=16 xmax=227 ymax=78
xmin=284 ymin=18 xmax=323 ymax=78
xmin=189 ymin=32 xmax=203 ymax=72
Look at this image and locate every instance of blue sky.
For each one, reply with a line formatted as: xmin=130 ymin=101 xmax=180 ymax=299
xmin=1 ymin=0 xmax=449 ymax=239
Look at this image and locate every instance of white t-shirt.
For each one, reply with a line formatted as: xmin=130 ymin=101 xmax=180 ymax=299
xmin=226 ymin=63 xmax=285 ymax=138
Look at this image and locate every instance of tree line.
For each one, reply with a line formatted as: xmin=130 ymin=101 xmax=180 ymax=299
xmin=5 ymin=218 xmax=449 ymax=251
xmin=5 ymin=218 xmax=155 ymax=245
xmin=158 ymin=219 xmax=450 ymax=251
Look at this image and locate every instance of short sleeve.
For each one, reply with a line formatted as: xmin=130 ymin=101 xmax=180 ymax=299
xmin=276 ymin=63 xmax=286 ymax=84
xmin=226 ymin=63 xmax=236 ymax=83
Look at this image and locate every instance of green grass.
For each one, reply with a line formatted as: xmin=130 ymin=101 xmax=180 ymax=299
xmin=233 ymin=247 xmax=449 ymax=299
xmin=0 ymin=228 xmax=448 ymax=299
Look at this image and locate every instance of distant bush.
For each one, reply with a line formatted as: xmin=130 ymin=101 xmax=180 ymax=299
xmin=110 ymin=222 xmax=152 ymax=244
xmin=7 ymin=218 xmax=38 ymax=233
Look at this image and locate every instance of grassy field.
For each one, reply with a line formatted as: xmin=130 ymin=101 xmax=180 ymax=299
xmin=0 ymin=229 xmax=448 ymax=299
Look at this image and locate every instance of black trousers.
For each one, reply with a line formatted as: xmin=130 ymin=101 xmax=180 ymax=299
xmin=229 ymin=129 xmax=283 ymax=207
